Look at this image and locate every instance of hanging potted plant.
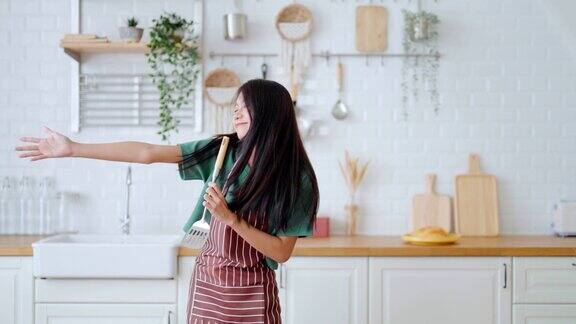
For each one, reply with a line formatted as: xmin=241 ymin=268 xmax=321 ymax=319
xmin=146 ymin=12 xmax=200 ymax=142
xmin=401 ymin=9 xmax=440 ymax=119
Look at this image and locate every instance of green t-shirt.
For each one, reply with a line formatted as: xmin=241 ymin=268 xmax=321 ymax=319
xmin=177 ymin=137 xmax=314 ymax=270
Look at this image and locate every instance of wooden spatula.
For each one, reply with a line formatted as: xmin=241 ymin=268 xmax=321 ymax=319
xmin=410 ymin=174 xmax=452 ymax=233
xmin=454 ymin=154 xmax=499 ymax=236
xmin=181 ymin=136 xmax=230 ymax=248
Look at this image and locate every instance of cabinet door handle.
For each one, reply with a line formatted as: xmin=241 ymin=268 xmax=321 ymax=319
xmin=502 ymin=263 xmax=507 ymax=289
xmin=280 ymin=263 xmax=286 ymax=289
xmin=165 ymin=310 xmax=172 ymax=324
xmin=278 ymin=264 xmax=282 ymax=288
xmin=283 ymin=263 xmax=287 ymax=288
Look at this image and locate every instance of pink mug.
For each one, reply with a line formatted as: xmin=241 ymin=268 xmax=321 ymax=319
xmin=313 ymin=217 xmax=330 ymax=237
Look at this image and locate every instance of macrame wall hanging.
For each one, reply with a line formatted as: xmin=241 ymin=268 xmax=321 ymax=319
xmin=275 ymin=3 xmax=313 ymax=95
xmin=204 ymin=68 xmax=241 ymax=135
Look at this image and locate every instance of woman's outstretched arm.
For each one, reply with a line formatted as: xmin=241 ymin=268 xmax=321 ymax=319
xmin=15 ymin=126 xmax=182 ymax=164
xmin=71 ymin=141 xmax=181 ymax=164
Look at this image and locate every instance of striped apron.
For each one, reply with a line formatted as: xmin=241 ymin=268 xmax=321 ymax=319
xmin=186 ymin=209 xmax=282 ymax=324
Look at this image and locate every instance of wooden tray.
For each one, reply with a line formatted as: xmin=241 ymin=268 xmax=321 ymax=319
xmin=355 ymin=5 xmax=388 ymax=53
xmin=454 ymin=154 xmax=499 ymax=236
xmin=410 ymin=174 xmax=452 ymax=233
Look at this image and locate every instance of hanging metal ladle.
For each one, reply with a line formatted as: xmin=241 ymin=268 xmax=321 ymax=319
xmin=331 ymin=61 xmax=349 ymax=120
xmin=261 ymin=62 xmax=268 ymax=80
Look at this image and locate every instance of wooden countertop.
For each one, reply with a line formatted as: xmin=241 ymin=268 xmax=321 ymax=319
xmin=0 ymin=235 xmax=51 ymax=256
xmin=178 ymin=235 xmax=576 ymax=257
xmin=2 ymin=235 xmax=576 ymax=257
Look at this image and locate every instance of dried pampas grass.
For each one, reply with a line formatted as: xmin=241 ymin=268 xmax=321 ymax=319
xmin=338 ymin=149 xmax=370 ymax=204
xmin=338 ymin=150 xmax=371 ymax=235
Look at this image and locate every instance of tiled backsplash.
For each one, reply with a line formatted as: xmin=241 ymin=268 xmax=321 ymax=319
xmin=1 ymin=0 xmax=575 ymax=235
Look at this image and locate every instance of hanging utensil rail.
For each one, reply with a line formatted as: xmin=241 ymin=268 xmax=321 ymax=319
xmin=209 ymin=50 xmax=441 ymax=60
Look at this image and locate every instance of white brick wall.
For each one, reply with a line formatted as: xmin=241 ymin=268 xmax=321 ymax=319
xmin=1 ymin=0 xmax=575 ymax=235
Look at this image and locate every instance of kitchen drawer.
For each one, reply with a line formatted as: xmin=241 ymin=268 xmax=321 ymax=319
xmin=35 ymin=303 xmax=175 ymax=324
xmin=513 ymin=257 xmax=576 ymax=303
xmin=513 ymin=304 xmax=576 ymax=324
xmin=35 ymin=278 xmax=177 ymax=303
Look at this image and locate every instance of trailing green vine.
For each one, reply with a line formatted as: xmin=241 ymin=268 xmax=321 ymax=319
xmin=146 ymin=12 xmax=200 ymax=142
xmin=401 ymin=9 xmax=440 ymax=120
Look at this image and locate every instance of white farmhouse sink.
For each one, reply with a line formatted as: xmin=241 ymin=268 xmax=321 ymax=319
xmin=31 ymin=234 xmax=182 ymax=279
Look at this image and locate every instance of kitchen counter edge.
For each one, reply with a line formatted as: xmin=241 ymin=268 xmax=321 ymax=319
xmin=3 ymin=235 xmax=574 ymax=257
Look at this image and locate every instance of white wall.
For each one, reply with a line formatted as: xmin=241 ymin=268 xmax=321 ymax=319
xmin=1 ymin=0 xmax=575 ymax=235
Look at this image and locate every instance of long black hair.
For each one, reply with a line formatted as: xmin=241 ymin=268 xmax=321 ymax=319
xmin=179 ymin=79 xmax=319 ymax=235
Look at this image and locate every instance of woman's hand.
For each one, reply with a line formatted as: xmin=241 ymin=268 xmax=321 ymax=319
xmin=15 ymin=126 xmax=74 ymax=161
xmin=203 ymin=182 xmax=238 ymax=227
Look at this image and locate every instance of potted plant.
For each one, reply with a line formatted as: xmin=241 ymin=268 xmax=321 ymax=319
xmin=401 ymin=9 xmax=440 ymax=119
xmin=146 ymin=13 xmax=200 ymax=142
xmin=119 ymin=17 xmax=144 ymax=43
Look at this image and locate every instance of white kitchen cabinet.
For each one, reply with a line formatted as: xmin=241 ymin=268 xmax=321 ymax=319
xmin=278 ymin=256 xmax=368 ymax=324
xmin=513 ymin=257 xmax=576 ymax=304
xmin=0 ymin=257 xmax=34 ymax=324
xmin=34 ymin=277 xmax=177 ymax=324
xmin=34 ymin=278 xmax=177 ymax=303
xmin=513 ymin=304 xmax=576 ymax=324
xmin=177 ymin=256 xmax=195 ymax=324
xmin=369 ymin=257 xmax=512 ymax=324
xmin=18 ymin=252 xmax=576 ymax=323
xmin=35 ymin=303 xmax=175 ymax=324
xmin=512 ymin=257 xmax=576 ymax=324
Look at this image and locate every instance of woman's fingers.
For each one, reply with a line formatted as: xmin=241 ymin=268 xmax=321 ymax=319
xmin=204 ymin=187 xmax=226 ymax=208
xmin=207 ymin=188 xmax=225 ymax=205
xmin=204 ymin=190 xmax=220 ymax=205
xmin=19 ymin=151 xmax=43 ymax=158
xmin=43 ymin=126 xmax=56 ymax=134
xmin=206 ymin=186 xmax=218 ymax=199
xmin=207 ymin=183 xmax=225 ymax=199
xmin=15 ymin=144 xmax=39 ymax=152
xmin=202 ymin=194 xmax=215 ymax=210
xmin=203 ymin=184 xmax=229 ymax=219
xmin=19 ymin=137 xmax=41 ymax=143
xmin=30 ymin=155 xmax=46 ymax=161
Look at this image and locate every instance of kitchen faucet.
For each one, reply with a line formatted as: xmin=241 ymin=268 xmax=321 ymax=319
xmin=119 ymin=165 xmax=131 ymax=235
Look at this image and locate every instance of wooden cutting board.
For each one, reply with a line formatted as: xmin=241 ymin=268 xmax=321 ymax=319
xmin=355 ymin=5 xmax=388 ymax=53
xmin=454 ymin=154 xmax=499 ymax=236
xmin=410 ymin=174 xmax=452 ymax=233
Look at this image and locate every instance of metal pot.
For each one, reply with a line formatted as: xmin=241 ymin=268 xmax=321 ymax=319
xmin=410 ymin=16 xmax=430 ymax=42
xmin=223 ymin=13 xmax=247 ymax=40
xmin=170 ymin=29 xmax=186 ymax=43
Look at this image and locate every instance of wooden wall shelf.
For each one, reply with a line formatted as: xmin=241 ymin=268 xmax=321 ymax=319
xmin=60 ymin=42 xmax=150 ymax=61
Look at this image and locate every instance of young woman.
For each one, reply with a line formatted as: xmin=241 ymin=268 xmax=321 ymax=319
xmin=15 ymin=79 xmax=320 ymax=324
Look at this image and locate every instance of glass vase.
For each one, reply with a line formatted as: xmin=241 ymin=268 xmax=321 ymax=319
xmin=345 ymin=203 xmax=359 ymax=236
